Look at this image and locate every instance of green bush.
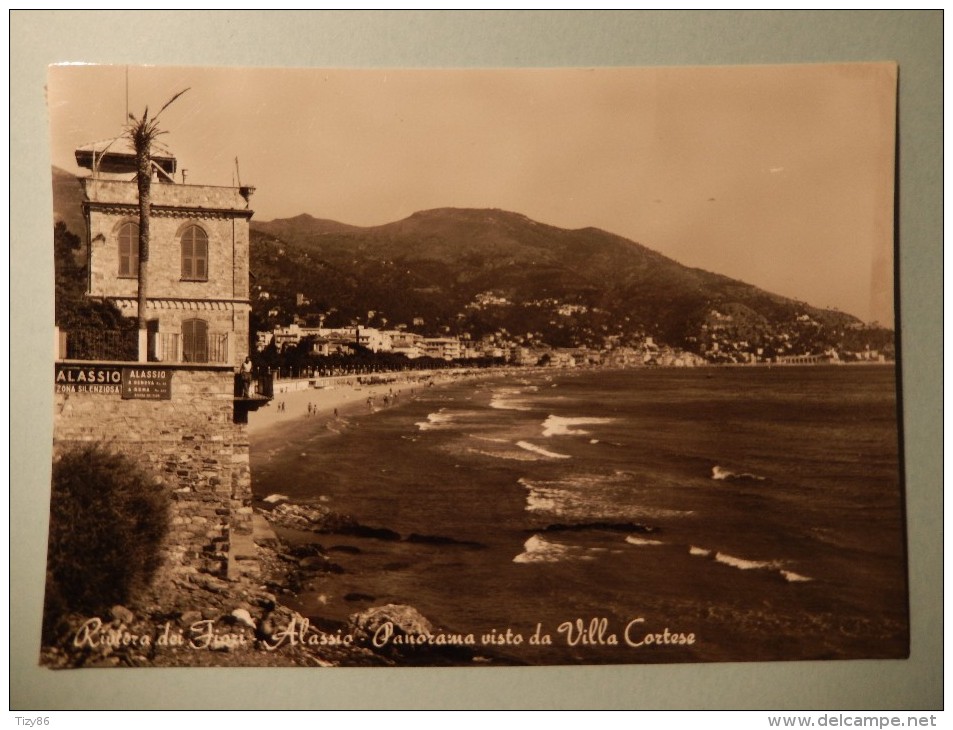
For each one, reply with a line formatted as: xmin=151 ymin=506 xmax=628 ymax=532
xmin=43 ymin=445 xmax=170 ymax=640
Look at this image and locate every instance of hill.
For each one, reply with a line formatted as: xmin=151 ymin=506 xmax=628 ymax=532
xmin=251 ymin=208 xmax=891 ymax=359
xmin=47 ymin=165 xmax=893 ymax=361
xmin=52 ymin=166 xmax=88 ymax=239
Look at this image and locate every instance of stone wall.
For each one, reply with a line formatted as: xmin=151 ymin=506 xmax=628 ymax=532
xmin=80 ymin=176 xmax=252 ymax=368
xmin=84 ymin=179 xmax=251 ymax=304
xmin=52 ymin=365 xmax=255 ymax=583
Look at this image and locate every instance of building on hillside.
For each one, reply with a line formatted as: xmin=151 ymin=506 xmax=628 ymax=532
xmin=72 ymin=139 xmax=256 ymax=368
xmin=356 ymin=326 xmax=391 ymax=352
xmin=423 ymin=336 xmax=463 ymax=361
xmin=53 ymin=134 xmax=267 ymax=584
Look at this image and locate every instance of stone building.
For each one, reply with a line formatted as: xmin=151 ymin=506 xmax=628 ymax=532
xmin=53 ymin=138 xmax=266 ymax=583
xmin=79 ymin=160 xmax=254 ymax=365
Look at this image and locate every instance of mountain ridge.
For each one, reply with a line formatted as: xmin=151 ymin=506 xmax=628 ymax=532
xmin=249 ymin=207 xmax=891 ymax=359
xmin=49 ymin=165 xmax=892 ymax=360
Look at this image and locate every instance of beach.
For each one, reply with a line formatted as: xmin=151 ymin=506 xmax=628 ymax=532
xmin=248 ymin=365 xmax=907 ymax=665
xmin=248 ymin=378 xmax=410 ymax=436
xmin=247 ymin=368 xmax=524 ymax=437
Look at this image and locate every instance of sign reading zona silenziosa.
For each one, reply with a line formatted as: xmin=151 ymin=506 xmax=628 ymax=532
xmin=54 ymin=364 xmax=172 ymax=400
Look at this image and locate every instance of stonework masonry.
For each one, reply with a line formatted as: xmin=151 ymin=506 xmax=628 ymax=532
xmin=82 ymin=177 xmax=252 ymax=366
xmin=54 ymin=167 xmax=260 ymax=591
xmin=52 ymin=366 xmax=256 ymax=583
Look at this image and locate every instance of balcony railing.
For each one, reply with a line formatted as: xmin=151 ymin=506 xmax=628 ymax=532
xmin=150 ymin=332 xmax=180 ymax=362
xmin=62 ymin=328 xmax=138 ymax=361
xmin=153 ymin=331 xmax=230 ymax=364
xmin=234 ymin=371 xmax=275 ymax=400
xmin=58 ymin=328 xmax=231 ymax=365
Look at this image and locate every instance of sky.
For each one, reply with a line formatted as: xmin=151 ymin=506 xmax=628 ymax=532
xmin=47 ymin=63 xmax=897 ymax=325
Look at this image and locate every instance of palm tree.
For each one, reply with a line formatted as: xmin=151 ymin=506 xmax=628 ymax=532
xmin=126 ymin=89 xmax=189 ymax=345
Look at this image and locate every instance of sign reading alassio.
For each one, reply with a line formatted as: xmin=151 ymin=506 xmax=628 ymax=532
xmin=55 ymin=365 xmax=123 ymax=394
xmin=121 ymin=367 xmax=173 ymax=400
xmin=54 ymin=365 xmax=173 ymax=399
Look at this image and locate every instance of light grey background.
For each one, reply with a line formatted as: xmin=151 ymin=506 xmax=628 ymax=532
xmin=10 ymin=10 xmax=941 ymax=710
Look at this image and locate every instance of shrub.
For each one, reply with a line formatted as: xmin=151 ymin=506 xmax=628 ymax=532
xmin=43 ymin=445 xmax=170 ymax=640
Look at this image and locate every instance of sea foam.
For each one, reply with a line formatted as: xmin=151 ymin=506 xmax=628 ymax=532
xmin=542 ymin=415 xmax=615 ymax=437
xmin=513 ymin=535 xmax=596 ymax=564
xmin=625 ymin=535 xmax=664 ymax=546
xmin=693 ymin=547 xmax=813 ymax=583
xmin=711 ymin=465 xmax=766 ymax=481
xmin=415 ymin=410 xmax=452 ymax=431
xmin=516 ymin=441 xmax=571 ymax=459
xmin=415 ymin=409 xmax=478 ymax=431
xmin=781 ymin=570 xmax=813 ymax=583
xmin=488 ymin=388 xmax=533 ymax=411
xmin=714 ymin=552 xmax=779 ymax=571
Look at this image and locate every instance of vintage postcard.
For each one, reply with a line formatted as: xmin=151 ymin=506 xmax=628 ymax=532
xmin=43 ymin=63 xmax=905 ymax=668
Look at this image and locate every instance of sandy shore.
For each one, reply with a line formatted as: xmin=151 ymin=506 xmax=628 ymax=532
xmin=248 ymin=379 xmax=416 ymax=436
xmin=247 ymin=369 xmax=512 ymax=437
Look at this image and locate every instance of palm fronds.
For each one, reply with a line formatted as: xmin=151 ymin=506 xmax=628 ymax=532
xmin=125 ymin=88 xmax=190 ymax=157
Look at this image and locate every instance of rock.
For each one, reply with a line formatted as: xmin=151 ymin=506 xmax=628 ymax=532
xmin=231 ymin=608 xmax=257 ymax=630
xmin=263 ymin=494 xmax=289 ymax=505
xmin=290 ymin=543 xmax=326 ymax=558
xmin=256 ymin=594 xmax=277 ymax=610
xmin=190 ymin=573 xmax=231 ymax=595
xmin=179 ymin=610 xmax=203 ymax=628
xmin=328 ymin=545 xmax=361 ymax=555
xmin=344 ymin=592 xmax=375 ymax=602
xmin=298 ymin=556 xmax=344 ymax=573
xmin=110 ymin=605 xmax=135 ymax=625
xmin=348 ymin=604 xmax=434 ymax=646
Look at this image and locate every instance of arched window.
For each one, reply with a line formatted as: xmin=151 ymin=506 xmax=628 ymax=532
xmin=118 ymin=221 xmax=139 ymax=277
xmin=180 ymin=225 xmax=208 ymax=281
xmin=182 ymin=318 xmax=209 ymax=363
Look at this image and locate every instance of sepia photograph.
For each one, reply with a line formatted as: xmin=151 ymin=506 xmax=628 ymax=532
xmin=39 ymin=61 xmax=908 ymax=671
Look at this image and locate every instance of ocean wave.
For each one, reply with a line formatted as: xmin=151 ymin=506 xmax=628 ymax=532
xmin=516 ymin=441 xmax=572 ymax=459
xmin=542 ymin=415 xmax=615 ymax=438
xmin=523 ymin=483 xmax=560 ymax=512
xmin=519 ymin=474 xmax=690 ymax=521
xmin=466 ymin=447 xmax=540 ymax=462
xmin=781 ymin=570 xmax=813 ymax=583
xmin=711 ymin=465 xmax=766 ymax=482
xmin=625 ymin=535 xmax=664 ymax=546
xmin=512 ymin=535 xmax=596 ymax=564
xmin=713 ymin=552 xmax=780 ymax=571
xmin=542 ymin=521 xmax=656 ymax=534
xmin=468 ymin=434 xmax=509 ymax=444
xmin=691 ymin=547 xmax=813 ymax=582
xmin=415 ymin=409 xmax=479 ymax=431
xmin=415 ymin=410 xmax=451 ymax=431
xmin=489 ymin=388 xmax=534 ymax=411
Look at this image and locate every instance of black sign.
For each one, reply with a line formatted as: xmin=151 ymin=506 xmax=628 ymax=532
xmin=121 ymin=368 xmax=173 ymax=400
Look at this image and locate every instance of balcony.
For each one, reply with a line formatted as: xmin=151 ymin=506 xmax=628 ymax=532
xmin=59 ymin=328 xmax=138 ymax=361
xmin=150 ymin=331 xmax=230 ymax=364
xmin=58 ymin=328 xmax=232 ymax=365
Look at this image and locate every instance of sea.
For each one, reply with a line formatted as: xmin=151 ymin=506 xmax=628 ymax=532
xmin=250 ymin=365 xmax=908 ymax=665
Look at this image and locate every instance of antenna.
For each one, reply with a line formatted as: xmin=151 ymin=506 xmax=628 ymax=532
xmin=234 ymin=156 xmax=243 ymax=187
xmin=125 ymin=66 xmax=129 ymax=122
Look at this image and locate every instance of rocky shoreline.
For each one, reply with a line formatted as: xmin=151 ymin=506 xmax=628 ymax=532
xmin=40 ymin=499 xmax=509 ymax=669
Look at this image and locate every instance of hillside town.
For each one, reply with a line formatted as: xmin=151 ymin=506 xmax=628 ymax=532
xmin=253 ymin=301 xmax=892 ymax=377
